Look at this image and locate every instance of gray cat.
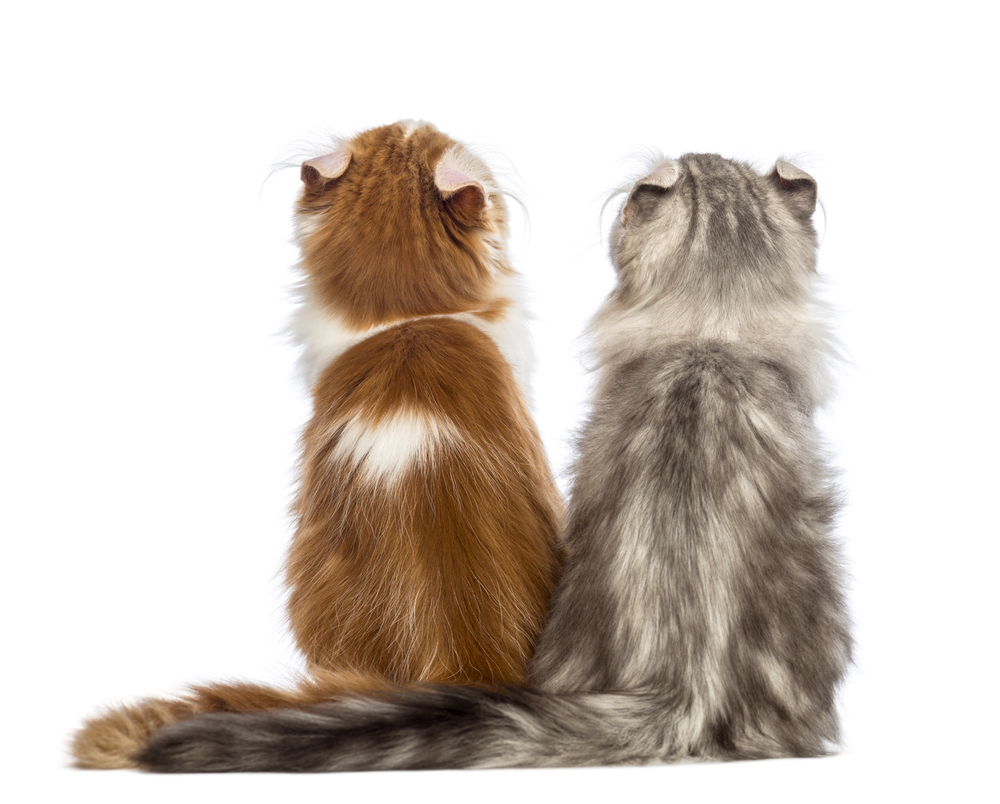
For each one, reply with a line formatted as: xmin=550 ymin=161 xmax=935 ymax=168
xmin=137 ymin=153 xmax=852 ymax=771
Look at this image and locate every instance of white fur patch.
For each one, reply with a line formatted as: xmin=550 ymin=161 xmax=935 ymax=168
xmin=330 ymin=411 xmax=459 ymax=482
xmin=399 ymin=119 xmax=430 ymax=139
xmin=291 ymin=294 xmax=397 ymax=389
xmin=453 ymin=270 xmax=535 ymax=404
xmin=292 ymin=276 xmax=536 ymax=404
xmin=294 ymin=213 xmax=324 ymax=240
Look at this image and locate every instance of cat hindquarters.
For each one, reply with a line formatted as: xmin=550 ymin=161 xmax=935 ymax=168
xmin=288 ymin=316 xmax=563 ymax=686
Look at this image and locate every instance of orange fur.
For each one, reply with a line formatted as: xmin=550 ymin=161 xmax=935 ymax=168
xmin=299 ymin=123 xmax=501 ymax=329
xmin=72 ymin=669 xmax=393 ymax=769
xmin=72 ymin=121 xmax=563 ymax=769
xmin=290 ymin=317 xmax=562 ymax=683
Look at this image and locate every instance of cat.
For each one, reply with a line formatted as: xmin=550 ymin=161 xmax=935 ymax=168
xmin=134 ymin=152 xmax=852 ymax=771
xmin=71 ymin=121 xmax=564 ymax=769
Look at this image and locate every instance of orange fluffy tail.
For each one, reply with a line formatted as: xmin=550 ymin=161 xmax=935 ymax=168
xmin=71 ymin=668 xmax=392 ymax=769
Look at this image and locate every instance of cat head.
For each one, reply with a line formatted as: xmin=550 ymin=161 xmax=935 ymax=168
xmin=296 ymin=121 xmax=509 ymax=329
xmin=610 ymin=154 xmax=818 ymax=308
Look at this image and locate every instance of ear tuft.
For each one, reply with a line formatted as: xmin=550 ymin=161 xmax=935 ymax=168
xmin=301 ymin=150 xmax=352 ymax=188
xmin=769 ymin=159 xmax=817 ymax=217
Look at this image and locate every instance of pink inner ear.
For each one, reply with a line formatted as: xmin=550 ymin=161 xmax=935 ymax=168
xmin=436 ymin=164 xmax=481 ymax=195
xmin=303 ymin=149 xmax=351 ymax=180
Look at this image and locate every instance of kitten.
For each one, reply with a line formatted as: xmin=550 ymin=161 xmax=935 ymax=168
xmin=71 ymin=121 xmax=564 ymax=769
xmin=136 ymin=153 xmax=852 ymax=771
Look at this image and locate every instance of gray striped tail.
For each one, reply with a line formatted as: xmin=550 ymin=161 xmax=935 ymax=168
xmin=136 ymin=686 xmax=676 ymax=772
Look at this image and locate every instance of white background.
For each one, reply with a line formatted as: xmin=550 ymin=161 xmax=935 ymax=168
xmin=3 ymin=1 xmax=997 ymax=801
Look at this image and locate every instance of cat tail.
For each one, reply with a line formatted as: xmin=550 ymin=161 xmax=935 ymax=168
xmin=134 ymin=685 xmax=683 ymax=772
xmin=71 ymin=668 xmax=396 ymax=769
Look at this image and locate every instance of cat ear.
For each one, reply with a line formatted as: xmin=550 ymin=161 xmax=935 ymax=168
xmin=435 ymin=156 xmax=490 ymax=226
xmin=635 ymin=160 xmax=682 ymax=192
xmin=301 ymin=149 xmax=352 ymax=188
xmin=622 ymin=160 xmax=681 ymax=226
xmin=768 ymin=160 xmax=817 ymax=217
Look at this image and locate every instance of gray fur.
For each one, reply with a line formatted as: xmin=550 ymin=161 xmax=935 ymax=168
xmin=138 ymin=153 xmax=851 ymax=771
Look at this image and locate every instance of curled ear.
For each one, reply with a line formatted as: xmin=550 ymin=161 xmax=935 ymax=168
xmin=635 ymin=160 xmax=681 ymax=192
xmin=435 ymin=152 xmax=491 ymax=226
xmin=769 ymin=159 xmax=817 ymax=217
xmin=301 ymin=149 xmax=352 ymax=188
xmin=622 ymin=160 xmax=681 ymax=226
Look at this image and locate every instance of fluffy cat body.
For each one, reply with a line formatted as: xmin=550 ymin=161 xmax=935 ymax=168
xmin=136 ymin=152 xmax=851 ymax=771
xmin=72 ymin=122 xmax=564 ymax=768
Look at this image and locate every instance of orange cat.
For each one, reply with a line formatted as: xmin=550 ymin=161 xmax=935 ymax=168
xmin=72 ymin=121 xmax=564 ymax=769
